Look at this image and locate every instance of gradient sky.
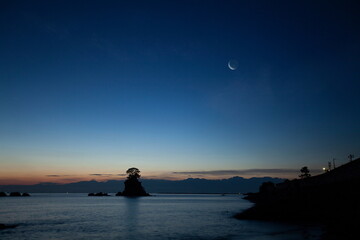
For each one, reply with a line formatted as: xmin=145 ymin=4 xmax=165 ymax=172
xmin=1 ymin=0 xmax=360 ymax=184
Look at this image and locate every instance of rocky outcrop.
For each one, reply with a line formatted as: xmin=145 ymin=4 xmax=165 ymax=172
xmin=116 ymin=167 xmax=150 ymax=197
xmin=1 ymin=192 xmax=30 ymax=197
xmin=88 ymin=192 xmax=110 ymax=196
xmin=9 ymin=192 xmax=22 ymax=196
xmin=116 ymin=178 xmax=150 ymax=196
xmin=0 ymin=223 xmax=18 ymax=230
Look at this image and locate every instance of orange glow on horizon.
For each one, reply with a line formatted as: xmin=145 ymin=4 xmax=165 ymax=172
xmin=0 ymin=171 xmax=300 ymax=185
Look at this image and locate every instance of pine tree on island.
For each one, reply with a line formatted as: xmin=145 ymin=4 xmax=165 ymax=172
xmin=116 ymin=167 xmax=150 ymax=196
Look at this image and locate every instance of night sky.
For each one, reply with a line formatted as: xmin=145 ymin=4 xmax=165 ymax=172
xmin=1 ymin=0 xmax=360 ymax=184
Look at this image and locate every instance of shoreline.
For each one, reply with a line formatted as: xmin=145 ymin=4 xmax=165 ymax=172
xmin=235 ymin=158 xmax=360 ymax=240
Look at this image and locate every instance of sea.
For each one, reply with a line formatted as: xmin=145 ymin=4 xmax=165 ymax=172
xmin=0 ymin=193 xmax=323 ymax=240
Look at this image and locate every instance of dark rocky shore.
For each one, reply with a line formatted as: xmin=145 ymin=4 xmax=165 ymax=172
xmin=235 ymin=158 xmax=360 ymax=239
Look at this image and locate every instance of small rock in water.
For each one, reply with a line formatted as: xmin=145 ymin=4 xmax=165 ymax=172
xmin=0 ymin=223 xmax=18 ymax=229
xmin=88 ymin=192 xmax=110 ymax=196
xmin=9 ymin=192 xmax=21 ymax=197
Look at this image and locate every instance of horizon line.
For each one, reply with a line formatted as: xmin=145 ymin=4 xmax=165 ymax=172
xmin=0 ymin=175 xmax=291 ymax=186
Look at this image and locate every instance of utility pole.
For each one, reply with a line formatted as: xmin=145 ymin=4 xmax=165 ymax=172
xmin=332 ymin=158 xmax=336 ymax=169
xmin=348 ymin=154 xmax=354 ymax=162
xmin=328 ymin=161 xmax=332 ymax=171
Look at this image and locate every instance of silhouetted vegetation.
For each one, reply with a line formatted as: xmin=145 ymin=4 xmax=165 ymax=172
xmin=243 ymin=181 xmax=277 ymax=203
xmin=259 ymin=181 xmax=275 ymax=194
xmin=116 ymin=167 xmax=149 ymax=196
xmin=299 ymin=166 xmax=311 ymax=179
xmin=236 ymin=158 xmax=360 ymax=240
xmin=126 ymin=167 xmax=141 ymax=180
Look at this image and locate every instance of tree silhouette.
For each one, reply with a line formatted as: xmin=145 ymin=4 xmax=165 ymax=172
xmin=126 ymin=167 xmax=141 ymax=180
xmin=299 ymin=166 xmax=311 ymax=179
xmin=116 ymin=167 xmax=149 ymax=196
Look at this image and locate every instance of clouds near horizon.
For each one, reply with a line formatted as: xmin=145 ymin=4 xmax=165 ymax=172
xmin=1 ymin=0 xmax=359 ymax=185
xmin=173 ymin=168 xmax=323 ymax=178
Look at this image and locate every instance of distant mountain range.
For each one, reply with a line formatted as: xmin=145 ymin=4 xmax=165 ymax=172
xmin=0 ymin=177 xmax=285 ymax=194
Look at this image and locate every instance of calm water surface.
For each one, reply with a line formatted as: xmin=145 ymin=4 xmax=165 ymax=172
xmin=0 ymin=193 xmax=322 ymax=240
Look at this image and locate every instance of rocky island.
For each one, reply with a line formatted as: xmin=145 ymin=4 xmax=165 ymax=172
xmin=0 ymin=192 xmax=30 ymax=197
xmin=116 ymin=167 xmax=150 ymax=196
xmin=88 ymin=192 xmax=110 ymax=196
xmin=0 ymin=223 xmax=18 ymax=230
xmin=87 ymin=167 xmax=150 ymax=197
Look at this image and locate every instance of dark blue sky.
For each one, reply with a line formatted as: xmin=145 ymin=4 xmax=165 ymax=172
xmin=1 ymin=0 xmax=359 ymax=183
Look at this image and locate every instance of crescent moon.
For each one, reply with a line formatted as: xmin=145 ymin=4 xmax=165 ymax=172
xmin=228 ymin=60 xmax=238 ymax=70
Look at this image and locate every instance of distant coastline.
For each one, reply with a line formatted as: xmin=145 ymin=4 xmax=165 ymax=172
xmin=236 ymin=158 xmax=360 ymax=240
xmin=0 ymin=177 xmax=285 ymax=194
